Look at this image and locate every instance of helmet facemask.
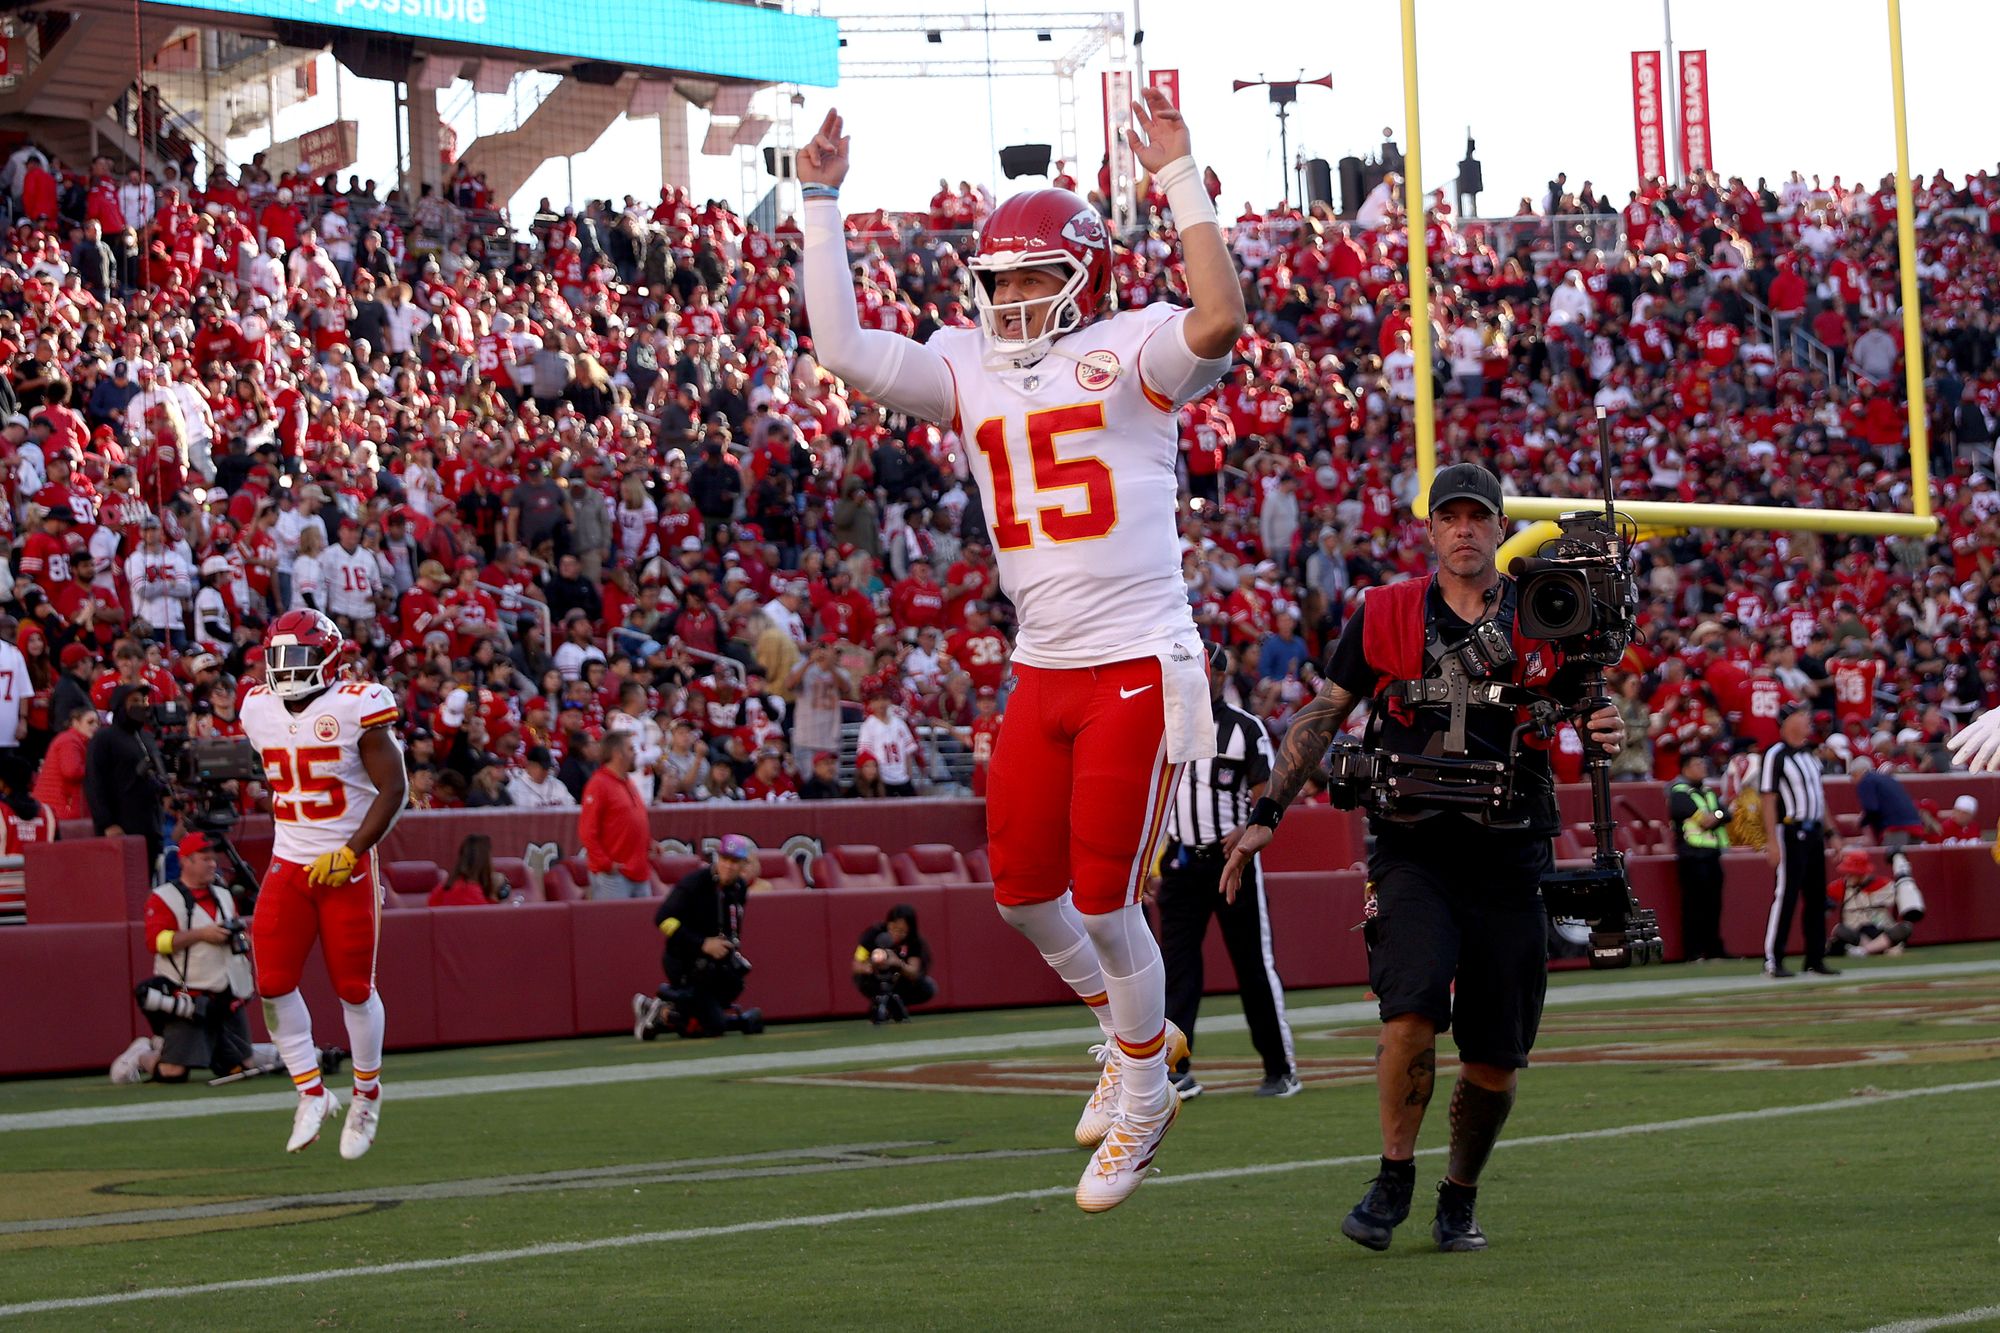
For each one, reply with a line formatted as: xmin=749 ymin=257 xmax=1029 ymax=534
xmin=968 ymin=251 xmax=1091 ymax=368
xmin=266 ymin=637 xmax=334 ymax=700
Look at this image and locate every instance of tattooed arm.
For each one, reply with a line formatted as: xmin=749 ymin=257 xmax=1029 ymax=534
xmin=1218 ymin=678 xmax=1362 ymax=902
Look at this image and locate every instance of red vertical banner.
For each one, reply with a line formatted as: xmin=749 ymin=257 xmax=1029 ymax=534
xmin=1146 ymin=68 xmax=1180 ymax=109
xmin=1678 ymin=49 xmax=1712 ymax=176
xmin=1630 ymin=51 xmax=1665 ymax=185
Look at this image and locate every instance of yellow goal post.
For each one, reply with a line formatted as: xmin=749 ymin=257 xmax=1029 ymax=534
xmin=1397 ymin=0 xmax=1938 ymax=541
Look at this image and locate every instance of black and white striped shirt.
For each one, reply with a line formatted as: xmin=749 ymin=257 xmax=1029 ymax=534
xmin=1759 ymin=740 xmax=1826 ymax=826
xmin=1168 ymin=702 xmax=1274 ymax=848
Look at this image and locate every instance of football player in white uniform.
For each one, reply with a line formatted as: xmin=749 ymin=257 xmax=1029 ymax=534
xmin=800 ymin=89 xmax=1245 ymax=1212
xmin=241 ymin=609 xmax=407 ymax=1158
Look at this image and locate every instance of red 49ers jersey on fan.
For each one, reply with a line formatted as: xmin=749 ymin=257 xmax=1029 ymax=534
xmin=929 ymin=304 xmax=1222 ymax=668
xmin=241 ymin=681 xmax=400 ymax=865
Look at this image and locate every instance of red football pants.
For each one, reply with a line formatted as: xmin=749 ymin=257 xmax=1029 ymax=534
xmin=251 ymin=852 xmax=382 ymax=1006
xmin=987 ymin=657 xmax=1180 ymax=915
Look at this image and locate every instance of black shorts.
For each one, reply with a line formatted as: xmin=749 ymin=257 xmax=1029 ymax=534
xmin=1365 ymin=823 xmax=1551 ymax=1069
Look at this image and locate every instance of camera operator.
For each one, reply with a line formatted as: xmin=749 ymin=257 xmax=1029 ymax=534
xmin=111 ymin=832 xmax=270 ymax=1084
xmin=1827 ymin=848 xmax=1925 ymax=957
xmin=1221 ymin=464 xmax=1625 ymax=1255
xmin=851 ymin=903 xmax=936 ymax=1023
xmin=85 ymin=682 xmax=168 ymax=868
xmin=630 ymin=834 xmax=765 ymax=1039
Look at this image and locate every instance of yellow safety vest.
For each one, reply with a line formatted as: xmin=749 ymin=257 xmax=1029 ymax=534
xmin=1672 ymin=781 xmax=1729 ymax=852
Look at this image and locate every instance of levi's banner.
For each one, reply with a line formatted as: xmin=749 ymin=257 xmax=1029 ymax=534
xmin=1630 ymin=51 xmax=1665 ymax=184
xmin=1679 ymin=49 xmax=1713 ymax=176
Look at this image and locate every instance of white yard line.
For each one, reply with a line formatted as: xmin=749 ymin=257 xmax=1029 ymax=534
xmin=3 ymin=1075 xmax=1997 ymax=1318
xmin=6 ymin=956 xmax=1995 ymax=1136
xmin=0 ymin=1142 xmax=1069 ymax=1236
xmin=1856 ymin=1306 xmax=2000 ymax=1333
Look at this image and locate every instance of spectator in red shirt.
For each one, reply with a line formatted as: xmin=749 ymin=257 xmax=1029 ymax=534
xmin=742 ymin=748 xmax=799 ymax=801
xmin=429 ymin=834 xmax=516 ymax=907
xmin=580 ymin=731 xmax=654 ymax=899
xmin=889 ymin=556 xmax=946 ymax=631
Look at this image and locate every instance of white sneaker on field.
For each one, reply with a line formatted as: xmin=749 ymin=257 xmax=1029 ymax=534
xmin=340 ymin=1090 xmax=381 ymax=1160
xmin=286 ymin=1090 xmax=341 ymax=1153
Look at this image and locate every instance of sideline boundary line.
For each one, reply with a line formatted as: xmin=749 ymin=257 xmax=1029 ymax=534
xmin=1857 ymin=1305 xmax=2000 ymax=1333
xmin=6 ymin=957 xmax=1997 ymax=1135
xmin=3 ymin=1075 xmax=1998 ymax=1317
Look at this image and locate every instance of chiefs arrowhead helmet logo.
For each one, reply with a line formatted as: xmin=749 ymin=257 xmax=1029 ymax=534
xmin=1061 ymin=208 xmax=1108 ymax=251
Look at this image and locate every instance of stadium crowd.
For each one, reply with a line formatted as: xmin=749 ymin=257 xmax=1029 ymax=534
xmin=0 ymin=130 xmax=1996 ymax=869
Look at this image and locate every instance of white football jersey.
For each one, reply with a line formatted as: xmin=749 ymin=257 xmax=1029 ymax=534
xmin=241 ymin=680 xmax=401 ymax=864
xmin=930 ymin=304 xmax=1221 ymax=669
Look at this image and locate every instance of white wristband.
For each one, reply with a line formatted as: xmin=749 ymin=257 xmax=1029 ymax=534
xmin=1154 ymin=155 xmax=1218 ymax=230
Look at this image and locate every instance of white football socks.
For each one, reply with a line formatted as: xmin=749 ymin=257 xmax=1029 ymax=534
xmin=998 ymin=895 xmax=1116 ymax=1037
xmin=266 ymin=989 xmax=323 ymax=1095
xmin=1082 ymin=903 xmax=1171 ymax=1109
xmin=341 ymin=992 xmax=386 ymax=1095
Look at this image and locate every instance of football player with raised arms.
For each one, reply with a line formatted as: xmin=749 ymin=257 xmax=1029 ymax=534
xmin=800 ymin=89 xmax=1247 ymax=1212
xmin=240 ymin=609 xmax=408 ymax=1158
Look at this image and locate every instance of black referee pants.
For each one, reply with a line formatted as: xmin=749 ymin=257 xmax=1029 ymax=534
xmin=1765 ymin=823 xmax=1828 ymax=972
xmin=1156 ymin=845 xmax=1295 ymax=1081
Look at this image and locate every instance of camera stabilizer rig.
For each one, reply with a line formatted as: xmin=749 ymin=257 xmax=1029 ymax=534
xmin=150 ymin=704 xmax=266 ymax=909
xmin=1511 ymin=410 xmax=1661 ymax=968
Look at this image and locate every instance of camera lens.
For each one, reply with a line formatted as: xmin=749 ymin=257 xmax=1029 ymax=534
xmin=1530 ymin=580 xmax=1580 ymax=627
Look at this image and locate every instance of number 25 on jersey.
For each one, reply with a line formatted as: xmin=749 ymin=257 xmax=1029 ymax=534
xmin=265 ymin=746 xmax=348 ymax=823
xmin=974 ymin=402 xmax=1117 ymax=552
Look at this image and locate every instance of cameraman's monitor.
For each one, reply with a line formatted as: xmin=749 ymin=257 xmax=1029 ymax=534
xmin=187 ymin=738 xmax=264 ymax=784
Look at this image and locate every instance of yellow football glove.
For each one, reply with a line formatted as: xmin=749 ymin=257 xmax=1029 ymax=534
xmin=308 ymin=846 xmax=358 ymax=887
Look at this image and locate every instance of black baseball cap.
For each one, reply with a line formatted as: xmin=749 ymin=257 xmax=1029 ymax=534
xmin=1428 ymin=463 xmax=1503 ymax=516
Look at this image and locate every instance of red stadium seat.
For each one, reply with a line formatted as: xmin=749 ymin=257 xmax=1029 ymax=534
xmin=826 ymin=845 xmax=896 ymax=890
xmin=541 ymin=861 xmax=584 ymax=903
xmin=385 ymin=860 xmax=442 ymax=907
xmin=754 ymin=850 xmax=806 ymax=891
xmin=651 ymin=853 xmax=705 ymax=888
xmin=493 ymin=857 xmax=541 ymax=903
xmin=892 ymin=844 xmax=970 ymax=886
xmin=963 ymin=846 xmax=992 ymax=885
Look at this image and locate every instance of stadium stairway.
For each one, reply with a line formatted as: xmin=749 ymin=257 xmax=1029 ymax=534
xmin=456 ymin=73 xmax=639 ymax=208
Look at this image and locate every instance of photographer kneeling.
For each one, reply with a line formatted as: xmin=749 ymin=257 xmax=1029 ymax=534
xmin=632 ymin=835 xmax=764 ymax=1040
xmin=112 ymin=832 xmax=273 ymax=1084
xmin=1223 ymin=464 xmax=1628 ymax=1255
xmin=851 ymin=903 xmax=936 ymax=1024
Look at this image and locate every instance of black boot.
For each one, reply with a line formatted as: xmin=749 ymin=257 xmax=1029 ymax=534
xmin=1432 ymin=1180 xmax=1489 ymax=1252
xmin=1339 ymin=1157 xmax=1416 ymax=1251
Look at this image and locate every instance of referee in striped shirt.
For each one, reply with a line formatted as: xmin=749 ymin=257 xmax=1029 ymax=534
xmin=1154 ymin=643 xmax=1297 ymax=1099
xmin=1758 ymin=703 xmax=1842 ymax=978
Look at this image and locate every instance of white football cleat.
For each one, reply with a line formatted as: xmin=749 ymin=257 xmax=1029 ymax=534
xmin=286 ymin=1090 xmax=342 ymax=1153
xmin=1075 ymin=1021 xmax=1190 ymax=1148
xmin=1074 ymin=1043 xmax=1121 ymax=1148
xmin=109 ymin=1036 xmax=157 ymax=1085
xmin=340 ymin=1091 xmax=381 ymax=1160
xmin=1075 ymin=1092 xmax=1180 ymax=1213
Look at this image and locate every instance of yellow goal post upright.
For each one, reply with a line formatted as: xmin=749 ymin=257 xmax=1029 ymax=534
xmin=1397 ymin=0 xmax=1938 ymax=544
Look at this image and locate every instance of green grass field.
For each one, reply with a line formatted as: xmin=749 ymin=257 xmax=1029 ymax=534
xmin=6 ymin=945 xmax=2000 ymax=1331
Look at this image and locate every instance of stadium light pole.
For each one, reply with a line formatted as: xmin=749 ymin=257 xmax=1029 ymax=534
xmin=1886 ymin=0 xmax=1932 ymax=515
xmin=1230 ymin=76 xmax=1329 ymax=206
xmin=1398 ymin=0 xmax=1434 ymax=517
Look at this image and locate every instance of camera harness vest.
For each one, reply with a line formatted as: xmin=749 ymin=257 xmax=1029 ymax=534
xmin=1359 ymin=575 xmax=1563 ymax=825
xmin=1364 ymin=576 xmax=1561 ymax=751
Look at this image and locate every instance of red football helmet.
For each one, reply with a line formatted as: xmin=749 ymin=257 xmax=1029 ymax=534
xmin=265 ymin=608 xmax=343 ymax=701
xmin=968 ymin=188 xmax=1115 ymax=366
